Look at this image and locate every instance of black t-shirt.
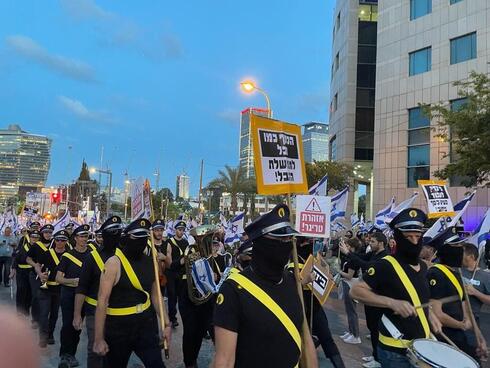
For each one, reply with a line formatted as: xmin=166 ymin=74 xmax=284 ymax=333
xmin=342 ymin=256 xmax=360 ymax=278
xmin=39 ymin=248 xmax=66 ymax=293
xmin=427 ymin=265 xmax=465 ymax=333
xmin=57 ymin=248 xmax=91 ymax=286
xmin=363 ymin=256 xmax=430 ymax=353
xmin=168 ymin=237 xmax=190 ymax=276
xmin=14 ymin=241 xmax=33 ymax=267
xmin=26 ymin=241 xmax=49 ymax=267
xmin=76 ymin=248 xmax=115 ymax=314
xmin=214 ymin=268 xmax=303 ymax=368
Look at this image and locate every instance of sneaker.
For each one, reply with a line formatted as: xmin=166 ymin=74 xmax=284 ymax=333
xmin=366 ymin=333 xmax=371 ymax=340
xmin=67 ymin=355 xmax=79 ymax=367
xmin=58 ymin=356 xmax=70 ymax=368
xmin=343 ymin=335 xmax=361 ymax=344
xmin=362 ymin=360 xmax=381 ymax=368
xmin=339 ymin=332 xmax=350 ymax=339
xmin=362 ymin=356 xmax=374 ymax=362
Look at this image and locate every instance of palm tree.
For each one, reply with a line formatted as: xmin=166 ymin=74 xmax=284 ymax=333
xmin=207 ymin=165 xmax=248 ymax=212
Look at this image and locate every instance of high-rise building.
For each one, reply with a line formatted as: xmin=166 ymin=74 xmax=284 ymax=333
xmin=239 ymin=108 xmax=270 ymax=179
xmin=329 ymin=0 xmax=378 ymax=217
xmin=176 ymin=173 xmax=190 ymax=200
xmin=302 ymin=122 xmax=329 ymax=163
xmin=374 ymin=0 xmax=489 ymax=226
xmin=0 ymin=124 xmax=52 ymax=203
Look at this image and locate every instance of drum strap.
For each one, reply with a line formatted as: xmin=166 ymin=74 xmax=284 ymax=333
xmin=432 ymin=264 xmax=463 ymax=300
xmin=36 ymin=241 xmax=48 ymax=252
xmin=49 ymin=249 xmax=61 ymax=266
xmin=91 ymin=250 xmax=105 ymax=272
xmin=381 ymin=256 xmax=430 ymax=344
xmin=228 ymin=272 xmax=301 ymax=367
xmin=88 ymin=243 xmax=97 ymax=252
xmin=63 ymin=253 xmax=82 ymax=267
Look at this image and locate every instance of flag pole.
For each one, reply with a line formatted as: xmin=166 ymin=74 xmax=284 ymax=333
xmin=287 ymin=194 xmax=314 ymax=368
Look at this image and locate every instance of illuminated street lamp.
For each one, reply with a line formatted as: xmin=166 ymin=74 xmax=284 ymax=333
xmin=240 ymin=80 xmax=272 ymax=118
xmin=90 ymin=167 xmax=113 ymax=219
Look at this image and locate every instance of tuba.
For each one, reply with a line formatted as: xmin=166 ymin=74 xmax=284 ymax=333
xmin=184 ymin=224 xmax=218 ymax=305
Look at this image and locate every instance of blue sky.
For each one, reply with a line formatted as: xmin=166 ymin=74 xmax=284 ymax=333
xmin=0 ymin=0 xmax=333 ymax=196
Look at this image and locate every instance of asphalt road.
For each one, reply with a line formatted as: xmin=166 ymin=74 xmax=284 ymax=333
xmin=1 ymin=282 xmax=488 ymax=367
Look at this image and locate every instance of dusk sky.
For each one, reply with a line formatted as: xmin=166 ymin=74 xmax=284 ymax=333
xmin=1 ymin=1 xmax=334 ymax=196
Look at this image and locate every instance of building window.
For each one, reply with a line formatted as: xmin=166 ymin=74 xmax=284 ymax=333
xmin=334 ymin=52 xmax=340 ymax=72
xmin=410 ymin=0 xmax=432 ymax=20
xmin=450 ymin=32 xmax=477 ymax=65
xmin=359 ymin=4 xmax=378 ymax=22
xmin=407 ymin=107 xmax=430 ymax=187
xmin=331 ymin=93 xmax=338 ymax=113
xmin=409 ymin=47 xmax=431 ymax=76
xmin=336 ymin=12 xmax=341 ymax=33
xmin=448 ymin=98 xmax=468 ymax=186
xmin=358 ymin=45 xmax=376 ymax=64
xmin=450 ymin=0 xmax=463 ymax=4
xmin=357 ymin=64 xmax=376 ymax=87
xmin=329 ymin=135 xmax=337 ymax=161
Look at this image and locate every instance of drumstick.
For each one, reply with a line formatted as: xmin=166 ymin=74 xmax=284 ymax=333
xmin=414 ymin=295 xmax=460 ymax=310
xmin=439 ymin=330 xmax=459 ymax=349
xmin=458 ymin=268 xmax=484 ymax=351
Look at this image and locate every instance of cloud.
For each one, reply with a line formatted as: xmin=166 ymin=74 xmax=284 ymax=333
xmin=59 ymin=0 xmax=112 ymax=21
xmin=6 ymin=35 xmax=96 ymax=82
xmin=217 ymin=108 xmax=239 ymax=124
xmin=59 ymin=0 xmax=183 ymax=61
xmin=58 ymin=95 xmax=114 ymax=123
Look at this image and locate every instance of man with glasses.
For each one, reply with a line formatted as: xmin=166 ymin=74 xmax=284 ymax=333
xmin=56 ymin=224 xmax=91 ymax=368
xmin=37 ymin=229 xmax=69 ymax=347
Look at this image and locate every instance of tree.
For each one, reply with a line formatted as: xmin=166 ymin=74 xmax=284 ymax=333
xmin=423 ymin=72 xmax=490 ymax=187
xmin=305 ymin=160 xmax=355 ymax=192
xmin=152 ymin=188 xmax=174 ymax=218
xmin=207 ymin=165 xmax=247 ymax=212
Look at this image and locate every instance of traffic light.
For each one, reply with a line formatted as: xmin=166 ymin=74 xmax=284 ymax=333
xmin=50 ymin=191 xmax=61 ymax=204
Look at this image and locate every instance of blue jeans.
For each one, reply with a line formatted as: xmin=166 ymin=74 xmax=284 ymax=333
xmin=377 ymin=347 xmax=413 ymax=368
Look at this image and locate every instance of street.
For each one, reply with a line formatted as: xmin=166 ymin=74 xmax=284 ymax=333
xmin=1 ymin=283 xmax=488 ymax=367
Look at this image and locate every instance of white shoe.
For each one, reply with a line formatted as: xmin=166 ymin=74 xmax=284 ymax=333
xmin=362 ymin=356 xmax=374 ymax=362
xmin=339 ymin=332 xmax=350 ymax=339
xmin=366 ymin=334 xmax=371 ymax=340
xmin=343 ymin=335 xmax=361 ymax=344
xmin=362 ymin=360 xmax=381 ymax=368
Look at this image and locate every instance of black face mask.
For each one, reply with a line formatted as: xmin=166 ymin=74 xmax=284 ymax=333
xmin=439 ymin=245 xmax=464 ymax=268
xmin=251 ymin=237 xmax=293 ymax=283
xmin=297 ymin=241 xmax=312 ymax=261
xmin=102 ymin=230 xmax=120 ymax=255
xmin=394 ymin=229 xmax=422 ymax=265
xmin=121 ymin=236 xmax=147 ymax=259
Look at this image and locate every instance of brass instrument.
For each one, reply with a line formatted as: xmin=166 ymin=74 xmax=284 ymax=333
xmin=184 ymin=225 xmax=218 ymax=305
xmin=40 ymin=269 xmax=50 ymax=289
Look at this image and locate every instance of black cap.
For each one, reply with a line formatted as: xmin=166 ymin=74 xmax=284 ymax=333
xmin=245 ymin=204 xmax=299 ymax=241
xmin=94 ymin=228 xmax=103 ymax=236
xmin=64 ymin=223 xmax=74 ymax=229
xmin=73 ymin=224 xmax=90 ymax=236
xmin=356 ymin=230 xmax=367 ymax=238
xmin=151 ymin=219 xmax=165 ymax=230
xmin=174 ymin=220 xmax=186 ymax=230
xmin=426 ymin=226 xmax=463 ymax=251
xmin=238 ymin=239 xmax=253 ymax=255
xmin=345 ymin=230 xmax=353 ymax=238
xmin=30 ymin=221 xmax=41 ymax=230
xmin=100 ymin=216 xmax=123 ymax=234
xmin=53 ymin=230 xmax=69 ymax=241
xmin=122 ymin=218 xmax=151 ymax=238
xmin=389 ymin=208 xmax=427 ymax=233
xmin=367 ymin=226 xmax=383 ymax=235
xmin=40 ymin=224 xmax=54 ymax=233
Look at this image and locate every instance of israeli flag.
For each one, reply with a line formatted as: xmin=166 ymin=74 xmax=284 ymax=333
xmin=219 ymin=212 xmax=228 ymax=230
xmin=423 ymin=191 xmax=475 ymax=243
xmin=53 ymin=211 xmax=70 ymax=232
xmin=330 ymin=187 xmax=349 ymax=223
xmin=468 ymin=208 xmax=490 ymax=250
xmin=385 ymin=192 xmax=419 ymax=223
xmin=375 ymin=196 xmax=395 ymax=230
xmin=166 ymin=220 xmax=175 ymax=237
xmin=309 ymin=175 xmax=328 ymax=196
xmin=224 ymin=212 xmax=244 ymax=245
xmin=191 ymin=258 xmax=217 ymax=297
xmin=351 ymin=213 xmax=360 ymax=228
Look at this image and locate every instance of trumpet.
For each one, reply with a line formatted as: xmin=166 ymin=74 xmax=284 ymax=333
xmin=40 ymin=269 xmax=50 ymax=289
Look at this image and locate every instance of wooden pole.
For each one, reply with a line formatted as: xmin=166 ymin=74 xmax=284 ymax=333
xmin=287 ymin=194 xmax=314 ymax=368
xmin=198 ymin=160 xmax=204 ymax=215
xmin=458 ymin=268 xmax=484 ymax=352
xmin=150 ymin=225 xmax=169 ymax=358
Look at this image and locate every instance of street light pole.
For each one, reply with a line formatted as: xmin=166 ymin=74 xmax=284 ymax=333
xmin=90 ymin=167 xmax=112 ymax=219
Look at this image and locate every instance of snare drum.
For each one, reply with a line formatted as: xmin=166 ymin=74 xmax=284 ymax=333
xmin=407 ymin=339 xmax=479 ymax=368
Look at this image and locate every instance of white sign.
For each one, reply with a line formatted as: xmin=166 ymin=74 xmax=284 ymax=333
xmin=419 ymin=180 xmax=455 ymax=219
xmin=131 ymin=177 xmax=145 ymax=220
xmin=295 ymin=195 xmax=331 ymax=237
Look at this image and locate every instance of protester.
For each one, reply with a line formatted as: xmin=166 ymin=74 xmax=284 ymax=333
xmin=0 ymin=226 xmax=16 ymax=287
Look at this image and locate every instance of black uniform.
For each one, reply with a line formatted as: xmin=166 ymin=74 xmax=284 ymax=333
xmin=214 ymin=267 xmax=303 ymax=367
xmin=27 ymin=240 xmax=50 ymax=325
xmin=363 ymin=256 xmax=430 ymax=355
xmin=427 ymin=265 xmax=476 ymax=358
xmin=104 ymin=246 xmax=164 ymax=367
xmin=57 ymin=247 xmax=90 ymax=359
xmin=348 ymin=248 xmax=389 ymax=361
xmin=38 ymin=247 xmax=66 ymax=345
xmin=167 ymin=236 xmax=189 ymax=323
xmin=12 ymin=237 xmax=33 ymax=316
